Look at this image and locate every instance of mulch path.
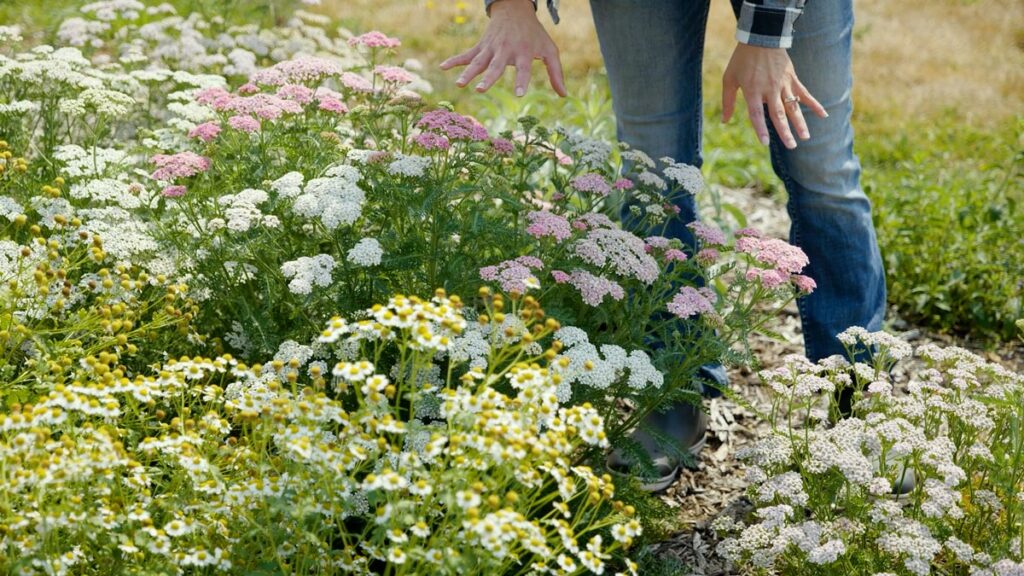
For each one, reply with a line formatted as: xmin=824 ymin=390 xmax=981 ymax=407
xmin=646 ymin=186 xmax=1024 ymax=575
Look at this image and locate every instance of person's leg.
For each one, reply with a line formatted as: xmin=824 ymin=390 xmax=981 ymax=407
xmin=591 ymin=0 xmax=718 ymax=491
xmin=767 ymin=0 xmax=886 ymax=363
xmin=590 ymin=0 xmax=727 ymax=396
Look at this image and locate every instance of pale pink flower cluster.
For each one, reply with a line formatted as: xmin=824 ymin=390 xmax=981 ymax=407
xmin=195 ymin=86 xmax=303 ymax=121
xmin=480 ymin=256 xmax=543 ymax=293
xmin=347 ymin=31 xmax=401 ymax=49
xmin=569 ymin=173 xmax=611 ymax=196
xmin=374 ymin=65 xmax=414 ymax=85
xmin=161 ymin=184 xmax=186 ymax=198
xmin=554 ymin=269 xmax=625 ymax=306
xmin=490 ymin=137 xmax=515 ymax=155
xmin=412 ymin=132 xmax=450 ymax=151
xmin=687 ymin=221 xmax=727 ymax=246
xmin=228 ymin=115 xmax=259 ymax=133
xmin=150 ymin=151 xmax=211 ymax=181
xmin=667 ymin=286 xmax=716 ymax=319
xmin=249 ymin=56 xmax=342 ymax=86
xmin=736 ymin=235 xmax=813 ymax=292
xmin=573 ymin=228 xmax=659 ymax=284
xmin=340 ymin=72 xmax=373 ymax=93
xmin=416 ymin=109 xmax=489 ymax=142
xmin=572 ymin=212 xmax=615 ymax=231
xmin=736 ymin=236 xmax=809 ymax=274
xmin=526 ymin=210 xmax=571 ymax=242
xmin=276 ymin=83 xmax=315 ymax=104
xmin=187 ymin=121 xmax=221 ymax=142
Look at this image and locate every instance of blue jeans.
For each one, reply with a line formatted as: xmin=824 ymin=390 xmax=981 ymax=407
xmin=590 ymin=0 xmax=887 ymax=365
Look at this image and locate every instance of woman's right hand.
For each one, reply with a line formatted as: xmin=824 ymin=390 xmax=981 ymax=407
xmin=440 ymin=0 xmax=567 ymax=97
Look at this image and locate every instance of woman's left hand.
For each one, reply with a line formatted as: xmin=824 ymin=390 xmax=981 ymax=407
xmin=722 ymin=43 xmax=828 ymax=149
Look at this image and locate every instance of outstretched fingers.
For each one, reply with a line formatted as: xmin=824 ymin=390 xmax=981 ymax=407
xmin=542 ymin=49 xmax=567 ymax=97
xmin=455 ymin=49 xmax=493 ymax=88
xmin=768 ymin=96 xmax=797 ymax=149
xmin=745 ymin=94 xmax=770 ymax=146
xmin=439 ymin=44 xmax=480 ymax=71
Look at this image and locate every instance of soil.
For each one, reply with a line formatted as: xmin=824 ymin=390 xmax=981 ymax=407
xmin=647 ymin=186 xmax=1024 ymax=575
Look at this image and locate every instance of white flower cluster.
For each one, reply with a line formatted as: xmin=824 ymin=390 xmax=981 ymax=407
xmin=386 ymin=153 xmax=431 ymax=178
xmin=552 ymin=326 xmax=663 ymax=400
xmin=660 ymin=156 xmax=704 ymax=194
xmin=53 ymin=145 xmax=127 ymax=178
xmin=557 ymin=127 xmax=613 ymax=168
xmin=218 ymin=188 xmax=275 ymax=232
xmin=719 ymin=329 xmax=1024 ymax=576
xmin=346 ymin=237 xmax=382 ymax=267
xmin=288 ymin=165 xmax=366 ymax=230
xmin=280 ymin=254 xmax=335 ymax=295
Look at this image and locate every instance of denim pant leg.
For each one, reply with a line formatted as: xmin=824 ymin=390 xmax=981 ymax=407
xmin=590 ymin=0 xmax=728 ymax=395
xmin=768 ymin=0 xmax=887 ymax=362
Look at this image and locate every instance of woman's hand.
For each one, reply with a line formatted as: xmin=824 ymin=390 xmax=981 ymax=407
xmin=722 ymin=43 xmax=828 ymax=149
xmin=440 ymin=0 xmax=567 ymax=97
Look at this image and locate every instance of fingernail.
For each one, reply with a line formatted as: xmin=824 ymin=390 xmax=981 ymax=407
xmin=823 ymin=111 xmax=830 ymax=118
xmin=515 ymin=87 xmax=525 ymax=97
xmin=475 ymin=82 xmax=485 ymax=90
xmin=759 ymin=135 xmax=770 ymax=146
xmin=456 ymin=77 xmax=466 ymax=86
xmin=799 ymin=130 xmax=809 ymax=139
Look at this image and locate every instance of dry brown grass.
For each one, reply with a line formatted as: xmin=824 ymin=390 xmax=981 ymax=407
xmin=324 ymin=0 xmax=1023 ymax=126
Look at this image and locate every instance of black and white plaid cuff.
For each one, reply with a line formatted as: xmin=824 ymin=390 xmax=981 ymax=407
xmin=483 ymin=0 xmax=560 ymax=24
xmin=735 ymin=0 xmax=806 ymax=49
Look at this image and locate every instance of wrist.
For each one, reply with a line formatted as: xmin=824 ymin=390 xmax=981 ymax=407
xmin=489 ymin=0 xmax=536 ymax=17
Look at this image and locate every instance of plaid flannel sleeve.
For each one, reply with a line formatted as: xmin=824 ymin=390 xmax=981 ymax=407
xmin=735 ymin=0 xmax=806 ymax=49
xmin=483 ymin=0 xmax=560 ymax=24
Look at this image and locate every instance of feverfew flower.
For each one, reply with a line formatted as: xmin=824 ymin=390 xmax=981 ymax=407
xmin=281 ymin=254 xmax=336 ymax=295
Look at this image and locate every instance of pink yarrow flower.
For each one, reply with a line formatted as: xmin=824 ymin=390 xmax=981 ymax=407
xmin=696 ymin=248 xmax=719 ymax=265
xmin=348 ymin=31 xmax=401 ymax=49
xmin=187 ymin=121 xmax=221 ymax=142
xmin=341 ymin=72 xmax=374 ymax=93
xmin=687 ymin=221 xmax=727 ymax=246
xmin=150 ymin=151 xmax=211 ymax=181
xmin=490 ymin=137 xmax=515 ymax=155
xmin=570 ymin=173 xmax=611 ymax=196
xmin=736 ymin=236 xmax=809 ymax=274
xmin=667 ymin=286 xmax=716 ymax=319
xmin=412 ymin=132 xmax=451 ymax=151
xmin=228 ymin=115 xmax=260 ymax=133
xmin=526 ymin=210 xmax=572 ymax=242
xmin=250 ymin=56 xmax=343 ymax=86
xmin=416 ymin=109 xmax=489 ymax=142
xmin=374 ymin=65 xmax=414 ymax=85
xmin=480 ymin=256 xmax=544 ymax=293
xmin=664 ymin=249 xmax=688 ymax=262
xmin=792 ymin=274 xmax=817 ymax=294
xmin=161 ymin=185 xmax=187 ymax=198
xmin=276 ymin=83 xmax=315 ymax=104
xmin=318 ymin=97 xmax=348 ymax=114
xmin=613 ymin=178 xmax=634 ymax=190
xmin=564 ymin=269 xmax=625 ymax=306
